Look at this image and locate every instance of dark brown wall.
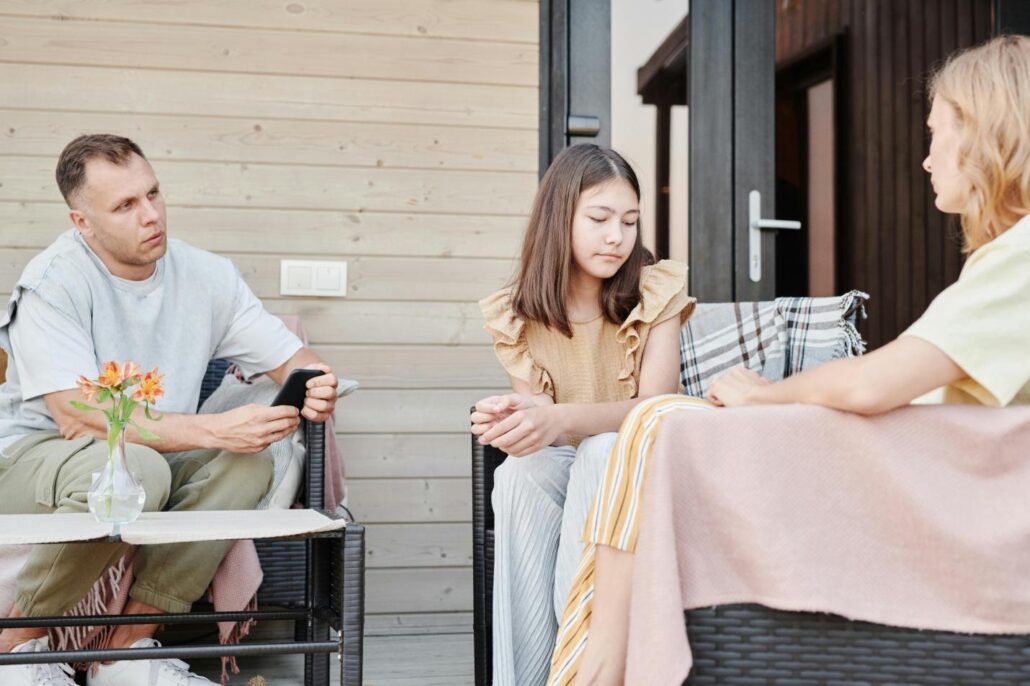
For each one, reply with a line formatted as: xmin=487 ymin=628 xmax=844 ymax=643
xmin=775 ymin=0 xmax=994 ymax=348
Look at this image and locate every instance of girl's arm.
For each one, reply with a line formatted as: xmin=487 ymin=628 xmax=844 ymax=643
xmin=708 ymin=335 xmax=965 ymax=414
xmin=477 ymin=316 xmax=682 ymax=456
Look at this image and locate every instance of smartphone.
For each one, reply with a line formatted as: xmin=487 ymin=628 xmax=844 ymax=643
xmin=271 ymin=368 xmax=326 ymax=410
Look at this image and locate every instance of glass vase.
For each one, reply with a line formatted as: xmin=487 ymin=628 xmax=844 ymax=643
xmin=87 ymin=419 xmax=146 ymax=535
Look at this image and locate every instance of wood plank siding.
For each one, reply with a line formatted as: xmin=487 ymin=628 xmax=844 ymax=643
xmin=775 ymin=0 xmax=993 ymax=348
xmin=0 ymin=0 xmax=538 ymax=629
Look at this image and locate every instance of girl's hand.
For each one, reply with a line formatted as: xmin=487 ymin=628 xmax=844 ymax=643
xmin=471 ymin=393 xmax=538 ymax=436
xmin=707 ymin=366 xmax=771 ymax=407
xmin=478 ymin=403 xmax=565 ymax=457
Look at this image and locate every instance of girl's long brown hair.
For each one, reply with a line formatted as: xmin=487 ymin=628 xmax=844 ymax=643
xmin=512 ymin=144 xmax=654 ymax=337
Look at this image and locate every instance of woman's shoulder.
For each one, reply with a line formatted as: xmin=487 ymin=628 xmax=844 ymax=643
xmin=640 ymin=259 xmax=688 ymax=292
xmin=478 ymin=286 xmax=555 ymax=396
xmin=479 ymin=286 xmax=517 ymax=329
xmin=632 ymin=260 xmax=693 ymax=324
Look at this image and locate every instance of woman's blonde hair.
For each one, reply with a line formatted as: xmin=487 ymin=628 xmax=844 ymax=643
xmin=928 ymin=35 xmax=1030 ymax=252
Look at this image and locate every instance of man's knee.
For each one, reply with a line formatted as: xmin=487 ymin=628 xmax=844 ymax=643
xmin=125 ymin=444 xmax=171 ymax=511
xmin=213 ymin=450 xmax=274 ymax=508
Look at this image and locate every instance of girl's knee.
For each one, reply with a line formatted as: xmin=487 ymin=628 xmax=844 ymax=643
xmin=494 ymin=448 xmax=570 ymax=494
xmin=574 ymin=433 xmax=617 ymax=472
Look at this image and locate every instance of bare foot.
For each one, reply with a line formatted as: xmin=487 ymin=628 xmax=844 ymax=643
xmin=0 ymin=605 xmax=47 ymax=653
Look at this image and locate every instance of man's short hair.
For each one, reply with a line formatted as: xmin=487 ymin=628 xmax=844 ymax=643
xmin=55 ymin=134 xmax=146 ymax=206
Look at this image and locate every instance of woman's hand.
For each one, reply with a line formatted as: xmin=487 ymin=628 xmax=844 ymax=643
xmin=476 ymin=403 xmax=566 ymax=457
xmin=471 ymin=393 xmax=538 ymax=436
xmin=707 ymin=366 xmax=771 ymax=407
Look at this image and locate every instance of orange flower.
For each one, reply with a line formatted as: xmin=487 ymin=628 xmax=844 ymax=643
xmin=97 ymin=361 xmax=123 ymax=388
xmin=132 ymin=368 xmax=165 ymax=405
xmin=76 ymin=375 xmax=100 ymax=403
xmin=120 ymin=361 xmax=142 ymax=383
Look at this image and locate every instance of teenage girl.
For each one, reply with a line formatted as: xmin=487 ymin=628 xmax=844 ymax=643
xmin=472 ymin=144 xmax=695 ymax=686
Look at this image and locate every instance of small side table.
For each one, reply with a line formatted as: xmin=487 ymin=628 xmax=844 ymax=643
xmin=0 ymin=509 xmax=365 ymax=686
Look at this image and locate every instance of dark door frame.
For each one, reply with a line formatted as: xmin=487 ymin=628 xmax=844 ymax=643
xmin=689 ymin=0 xmax=777 ymax=303
xmin=538 ymin=0 xmax=611 ymax=176
xmin=542 ymin=0 xmax=777 ymax=302
xmin=774 ymin=33 xmax=849 ymax=296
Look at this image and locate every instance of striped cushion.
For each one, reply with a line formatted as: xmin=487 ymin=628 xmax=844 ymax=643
xmin=680 ymin=291 xmax=868 ymax=398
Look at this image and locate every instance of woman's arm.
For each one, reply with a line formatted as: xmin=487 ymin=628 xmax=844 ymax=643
xmin=708 ymin=335 xmax=966 ymax=414
xmin=476 ymin=316 xmax=682 ymax=456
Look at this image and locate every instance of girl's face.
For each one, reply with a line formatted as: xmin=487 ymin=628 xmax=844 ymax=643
xmin=570 ymin=178 xmax=640 ymax=281
xmin=923 ymin=95 xmax=969 ymax=214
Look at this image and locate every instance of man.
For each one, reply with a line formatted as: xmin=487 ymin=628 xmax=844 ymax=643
xmin=0 ymin=134 xmax=339 ymax=685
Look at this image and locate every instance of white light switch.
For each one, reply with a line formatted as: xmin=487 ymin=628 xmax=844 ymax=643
xmin=280 ymin=260 xmax=347 ymax=297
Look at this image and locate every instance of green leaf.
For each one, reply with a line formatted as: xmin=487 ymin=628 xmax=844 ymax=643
xmin=124 ymin=398 xmax=139 ymax=422
xmin=131 ymin=421 xmax=161 ymax=441
xmin=144 ymin=404 xmax=163 ymax=422
xmin=97 ymin=388 xmax=111 ymax=404
xmin=69 ymin=400 xmax=98 ymax=412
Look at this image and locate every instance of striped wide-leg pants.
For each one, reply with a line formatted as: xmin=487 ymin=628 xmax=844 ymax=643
xmin=491 ymin=432 xmax=617 ymax=686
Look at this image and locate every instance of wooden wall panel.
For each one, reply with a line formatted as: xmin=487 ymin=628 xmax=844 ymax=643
xmin=0 ymin=203 xmax=525 ymax=258
xmin=0 ymin=16 xmax=537 ymax=86
xmin=0 ymin=0 xmax=537 ymax=623
xmin=0 ymin=64 xmax=537 ymax=129
xmin=1 ymin=157 xmax=536 ymax=216
xmin=1 ymin=110 xmax=537 ymax=172
xmin=775 ymin=0 xmax=993 ymax=348
xmin=0 ymin=0 xmax=538 ymax=43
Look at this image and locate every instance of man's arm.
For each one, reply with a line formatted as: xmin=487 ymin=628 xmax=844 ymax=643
xmin=44 ymin=389 xmax=300 ymax=453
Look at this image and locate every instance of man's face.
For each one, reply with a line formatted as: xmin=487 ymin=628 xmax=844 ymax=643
xmin=69 ymin=153 xmax=167 ymax=280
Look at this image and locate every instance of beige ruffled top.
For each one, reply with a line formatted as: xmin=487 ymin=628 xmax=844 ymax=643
xmin=479 ymin=260 xmax=694 ymax=405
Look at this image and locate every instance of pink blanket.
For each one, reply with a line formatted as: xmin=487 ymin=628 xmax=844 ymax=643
xmin=626 ymin=403 xmax=1030 ymax=684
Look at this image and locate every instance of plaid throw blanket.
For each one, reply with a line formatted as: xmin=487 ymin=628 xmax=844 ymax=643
xmin=680 ymin=290 xmax=869 ymax=397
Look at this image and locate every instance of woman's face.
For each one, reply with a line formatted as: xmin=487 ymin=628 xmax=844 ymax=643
xmin=570 ymin=178 xmax=640 ymax=281
xmin=923 ymin=95 xmax=970 ymax=214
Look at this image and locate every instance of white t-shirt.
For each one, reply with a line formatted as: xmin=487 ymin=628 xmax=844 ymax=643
xmin=0 ymin=230 xmax=303 ymax=452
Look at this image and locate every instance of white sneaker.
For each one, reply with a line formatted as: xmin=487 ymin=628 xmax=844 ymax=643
xmin=0 ymin=636 xmax=77 ymax=685
xmin=86 ymin=638 xmax=218 ymax=685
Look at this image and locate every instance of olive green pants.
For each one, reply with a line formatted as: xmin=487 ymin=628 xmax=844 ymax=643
xmin=0 ymin=433 xmax=273 ymax=615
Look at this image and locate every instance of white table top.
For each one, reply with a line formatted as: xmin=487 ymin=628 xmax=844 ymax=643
xmin=0 ymin=509 xmax=345 ymax=545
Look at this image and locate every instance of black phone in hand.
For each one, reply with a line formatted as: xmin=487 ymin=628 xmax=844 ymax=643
xmin=271 ymin=368 xmax=326 ymax=410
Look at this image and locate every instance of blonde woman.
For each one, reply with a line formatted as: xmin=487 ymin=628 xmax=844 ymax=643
xmin=552 ymin=34 xmax=1030 ymax=686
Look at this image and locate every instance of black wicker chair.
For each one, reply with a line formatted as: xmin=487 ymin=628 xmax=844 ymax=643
xmin=199 ymin=360 xmax=365 ymax=686
xmin=470 ymin=302 xmax=1030 ymax=686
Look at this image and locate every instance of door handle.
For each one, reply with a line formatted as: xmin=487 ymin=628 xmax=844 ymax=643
xmin=567 ymin=115 xmax=601 ymax=137
xmin=748 ymin=189 xmax=801 ymax=282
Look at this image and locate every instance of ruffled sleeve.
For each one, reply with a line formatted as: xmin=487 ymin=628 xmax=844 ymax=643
xmin=479 ymin=288 xmax=554 ymax=398
xmin=614 ymin=260 xmax=695 ymax=396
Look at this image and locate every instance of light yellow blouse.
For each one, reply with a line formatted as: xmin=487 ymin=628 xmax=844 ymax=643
xmin=479 ymin=260 xmax=695 ymax=405
xmin=902 ymin=214 xmax=1030 ymax=406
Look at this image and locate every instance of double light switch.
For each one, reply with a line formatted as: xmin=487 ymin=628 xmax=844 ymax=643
xmin=279 ymin=259 xmax=348 ymax=297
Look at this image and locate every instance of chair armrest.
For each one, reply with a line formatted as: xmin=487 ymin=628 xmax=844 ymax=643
xmin=302 ymin=419 xmax=326 ymax=510
xmin=471 ymin=410 xmax=508 ymax=686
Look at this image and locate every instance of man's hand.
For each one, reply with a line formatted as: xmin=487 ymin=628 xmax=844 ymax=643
xmin=477 ymin=403 xmax=565 ymax=457
xmin=300 ymin=363 xmax=338 ymax=422
xmin=209 ymin=404 xmax=301 ymax=453
xmin=707 ymin=366 xmax=771 ymax=407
